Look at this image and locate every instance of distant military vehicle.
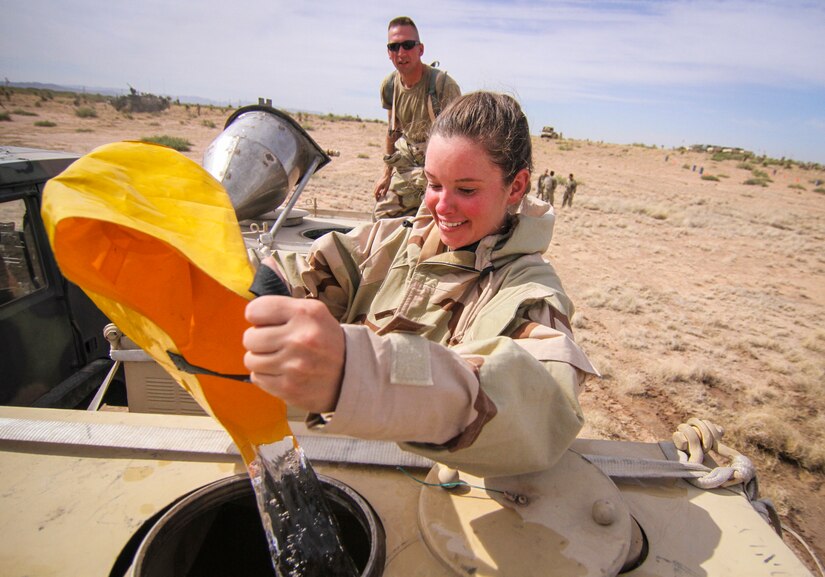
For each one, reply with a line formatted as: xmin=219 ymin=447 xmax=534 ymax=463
xmin=540 ymin=126 xmax=560 ymax=139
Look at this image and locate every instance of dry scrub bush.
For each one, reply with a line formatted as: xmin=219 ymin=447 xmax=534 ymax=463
xmin=580 ymin=195 xmax=670 ymax=221
xmin=74 ymin=106 xmax=97 ymax=118
xmin=742 ymin=380 xmax=780 ymax=406
xmin=789 ymin=366 xmax=824 ymax=398
xmin=764 ymin=358 xmax=794 ymax=376
xmin=733 ymin=412 xmax=825 ymax=472
xmin=653 ymin=359 xmax=729 ymax=412
xmin=660 ymin=377 xmax=723 ymax=416
xmin=667 ymin=335 xmax=687 ymax=351
xmin=667 ymin=205 xmax=743 ymax=230
xmin=140 ymin=135 xmax=192 ymax=152
xmin=571 ymin=312 xmax=589 ymax=329
xmin=746 ymin=335 xmax=785 ymax=353
xmin=802 ymin=330 xmax=825 ymax=353
xmin=654 ymin=358 xmax=723 ymax=389
xmin=617 ymin=327 xmax=650 ymax=350
xmin=616 ymin=373 xmax=648 ymax=397
xmin=581 ymin=284 xmax=651 ymax=315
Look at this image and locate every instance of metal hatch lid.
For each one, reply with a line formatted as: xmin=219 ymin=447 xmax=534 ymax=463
xmin=204 ymin=104 xmax=332 ymax=222
xmin=224 ymin=104 xmax=332 ymax=173
xmin=416 ymin=451 xmax=632 ymax=577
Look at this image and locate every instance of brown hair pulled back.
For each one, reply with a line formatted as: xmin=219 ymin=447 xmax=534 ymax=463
xmin=429 ymin=91 xmax=533 ymax=184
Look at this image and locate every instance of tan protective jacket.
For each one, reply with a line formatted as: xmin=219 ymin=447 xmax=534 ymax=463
xmin=271 ymin=197 xmax=596 ymax=478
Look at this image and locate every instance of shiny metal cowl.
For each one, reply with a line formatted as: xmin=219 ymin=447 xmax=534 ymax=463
xmin=203 ymin=105 xmax=330 ymax=221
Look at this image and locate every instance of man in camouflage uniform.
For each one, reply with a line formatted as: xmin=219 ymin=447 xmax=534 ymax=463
xmin=372 ymin=16 xmax=461 ymax=220
xmin=536 ymin=169 xmax=549 ymax=201
xmin=562 ymin=173 xmax=577 ymax=208
xmin=544 ymin=170 xmax=557 ymax=205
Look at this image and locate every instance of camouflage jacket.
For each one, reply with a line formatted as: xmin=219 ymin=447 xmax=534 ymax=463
xmin=271 ymin=196 xmax=596 ymax=477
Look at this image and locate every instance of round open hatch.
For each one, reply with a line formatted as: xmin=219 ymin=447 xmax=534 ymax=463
xmin=130 ymin=473 xmax=385 ymax=577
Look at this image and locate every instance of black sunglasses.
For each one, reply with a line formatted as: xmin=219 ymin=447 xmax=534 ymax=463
xmin=387 ymin=40 xmax=420 ymax=52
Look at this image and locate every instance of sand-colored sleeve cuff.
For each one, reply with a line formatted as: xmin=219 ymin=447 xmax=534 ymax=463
xmin=308 ymin=325 xmax=480 ymax=444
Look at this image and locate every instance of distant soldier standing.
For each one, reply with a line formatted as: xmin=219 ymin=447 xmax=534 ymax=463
xmin=536 ymin=169 xmax=549 ymax=200
xmin=545 ymin=170 xmax=557 ymax=205
xmin=372 ymin=16 xmax=461 ymax=220
xmin=562 ymin=173 xmax=577 ymax=208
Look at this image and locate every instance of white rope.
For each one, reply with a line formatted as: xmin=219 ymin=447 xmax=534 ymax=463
xmin=672 ymin=417 xmax=755 ymax=489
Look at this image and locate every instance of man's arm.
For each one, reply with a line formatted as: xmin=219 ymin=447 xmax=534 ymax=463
xmin=373 ymin=109 xmax=400 ymax=200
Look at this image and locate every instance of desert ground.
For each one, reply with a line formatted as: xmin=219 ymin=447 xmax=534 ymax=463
xmin=2 ymin=90 xmax=824 ymax=569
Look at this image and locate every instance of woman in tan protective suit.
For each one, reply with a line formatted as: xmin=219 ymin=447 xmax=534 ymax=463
xmin=243 ymin=91 xmax=596 ymax=478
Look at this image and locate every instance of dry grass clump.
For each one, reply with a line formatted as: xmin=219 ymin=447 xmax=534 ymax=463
xmin=571 ymin=311 xmax=589 ymax=329
xmin=666 ymin=334 xmax=687 ymax=351
xmin=740 ymin=378 xmax=782 ymax=406
xmin=581 ymin=284 xmax=655 ymax=314
xmin=802 ymin=329 xmax=825 ymax=353
xmin=640 ymin=205 xmax=669 ymax=220
xmin=733 ymin=412 xmax=825 ymax=473
xmin=616 ymin=373 xmax=649 ymax=397
xmin=617 ymin=327 xmax=650 ymax=349
xmin=140 ymin=135 xmax=192 ymax=152
xmin=743 ymin=177 xmax=769 ymax=187
xmin=789 ymin=365 xmax=824 ymax=399
xmin=668 ymin=206 xmax=713 ymax=229
xmin=74 ymin=106 xmax=97 ymax=118
xmin=655 ymin=359 xmax=722 ymax=387
xmin=648 ymin=359 xmax=728 ymax=419
xmin=580 ymin=195 xmax=670 ymax=220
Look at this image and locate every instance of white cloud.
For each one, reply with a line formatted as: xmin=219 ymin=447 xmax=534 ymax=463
xmin=2 ymin=0 xmax=823 ymax=160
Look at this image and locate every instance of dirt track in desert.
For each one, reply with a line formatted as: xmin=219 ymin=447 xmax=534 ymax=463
xmin=2 ymin=90 xmax=824 ymax=569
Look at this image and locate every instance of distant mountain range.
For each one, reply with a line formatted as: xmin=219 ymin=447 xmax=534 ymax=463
xmin=5 ymin=81 xmax=226 ymax=106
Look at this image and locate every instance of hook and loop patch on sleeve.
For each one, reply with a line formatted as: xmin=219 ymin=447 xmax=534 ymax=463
xmin=388 ymin=332 xmax=433 ymax=387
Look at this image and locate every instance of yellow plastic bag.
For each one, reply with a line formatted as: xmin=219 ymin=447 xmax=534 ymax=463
xmin=42 ymin=141 xmax=289 ymax=462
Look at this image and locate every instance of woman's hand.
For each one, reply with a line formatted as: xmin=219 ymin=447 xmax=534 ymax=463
xmin=243 ymin=296 xmax=345 ymax=413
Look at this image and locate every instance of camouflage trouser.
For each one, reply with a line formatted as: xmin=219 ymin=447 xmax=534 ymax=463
xmin=547 ymin=183 xmax=556 ymax=206
xmin=535 ymin=183 xmax=547 ymax=203
xmin=373 ymin=139 xmax=426 ymax=221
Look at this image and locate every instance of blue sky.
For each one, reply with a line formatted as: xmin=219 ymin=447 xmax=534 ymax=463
xmin=2 ymin=0 xmax=824 ymax=163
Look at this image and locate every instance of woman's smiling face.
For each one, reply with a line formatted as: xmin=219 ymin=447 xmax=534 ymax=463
xmin=424 ymin=134 xmax=529 ymax=249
